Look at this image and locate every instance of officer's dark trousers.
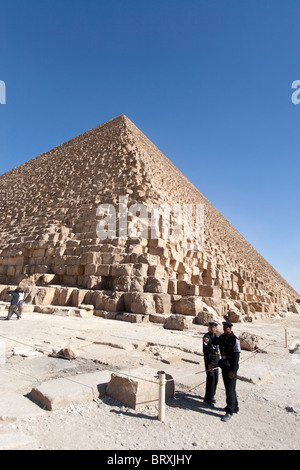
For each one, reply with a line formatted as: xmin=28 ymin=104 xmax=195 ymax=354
xmin=204 ymin=368 xmax=219 ymax=403
xmin=221 ymin=367 xmax=239 ymax=414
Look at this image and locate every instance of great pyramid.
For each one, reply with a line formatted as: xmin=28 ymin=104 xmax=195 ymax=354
xmin=0 ymin=115 xmax=298 ymax=322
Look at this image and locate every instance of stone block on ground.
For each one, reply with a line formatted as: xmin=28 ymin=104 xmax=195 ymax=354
xmin=163 ymin=314 xmax=189 ymax=331
xmin=29 ymin=370 xmax=113 ymax=410
xmin=106 ymin=366 xmax=174 ymax=409
xmin=197 ymin=310 xmax=219 ymax=326
xmin=0 ymin=391 xmax=46 ymax=421
xmin=239 ymin=332 xmax=261 ymax=351
xmin=173 ymin=296 xmax=203 ymax=316
xmin=34 ymin=305 xmax=92 ymax=317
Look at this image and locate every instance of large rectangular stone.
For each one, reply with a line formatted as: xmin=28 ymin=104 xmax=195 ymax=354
xmin=106 ymin=367 xmax=174 ymax=409
xmin=29 ymin=370 xmax=112 ymax=410
xmin=0 ymin=391 xmax=45 ymax=421
xmin=199 ymin=285 xmax=221 ymax=298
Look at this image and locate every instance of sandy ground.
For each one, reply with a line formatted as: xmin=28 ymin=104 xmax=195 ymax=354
xmin=0 ymin=306 xmax=299 ymax=451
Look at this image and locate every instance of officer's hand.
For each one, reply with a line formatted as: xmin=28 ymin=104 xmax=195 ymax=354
xmin=208 ymin=364 xmax=213 ymax=372
xmin=203 ymin=337 xmax=209 ymax=343
xmin=229 ymin=370 xmax=235 ymax=379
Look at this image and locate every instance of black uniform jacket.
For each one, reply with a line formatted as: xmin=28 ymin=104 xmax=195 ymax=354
xmin=203 ymin=332 xmax=220 ymax=368
xmin=215 ymin=332 xmax=241 ymax=373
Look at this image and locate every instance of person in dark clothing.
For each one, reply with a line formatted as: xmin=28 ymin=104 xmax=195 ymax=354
xmin=6 ymin=287 xmax=22 ymax=320
xmin=217 ymin=321 xmax=241 ymax=422
xmin=203 ymin=321 xmax=220 ymax=406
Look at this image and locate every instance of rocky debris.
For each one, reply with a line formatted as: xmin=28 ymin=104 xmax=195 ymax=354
xmin=51 ymin=345 xmax=78 ymax=360
xmin=12 ymin=347 xmax=44 ymax=358
xmin=239 ymin=332 xmax=261 ymax=351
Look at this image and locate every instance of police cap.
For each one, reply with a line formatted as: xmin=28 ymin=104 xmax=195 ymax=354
xmin=222 ymin=321 xmax=233 ymax=328
xmin=208 ymin=322 xmax=218 ymax=327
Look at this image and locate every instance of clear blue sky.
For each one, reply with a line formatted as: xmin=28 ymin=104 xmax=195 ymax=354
xmin=0 ymin=0 xmax=299 ymax=293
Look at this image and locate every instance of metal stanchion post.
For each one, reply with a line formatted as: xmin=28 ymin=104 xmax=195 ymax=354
xmin=158 ymin=370 xmax=166 ymax=422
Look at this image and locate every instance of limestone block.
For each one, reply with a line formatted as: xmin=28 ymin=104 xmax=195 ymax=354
xmin=226 ymin=309 xmax=243 ymax=323
xmin=290 ymin=304 xmax=300 ymax=314
xmin=26 ymin=287 xmax=56 ymax=305
xmin=177 ymin=280 xmax=198 ymax=296
xmin=66 ymin=265 xmax=84 ymax=276
xmin=85 ymin=276 xmax=108 ymax=290
xmin=130 ymin=276 xmax=146 ymax=292
xmin=163 ymin=314 xmax=189 ymax=331
xmin=52 ymin=345 xmax=78 ymax=359
xmin=148 ymin=264 xmax=166 ymax=278
xmin=29 ymin=370 xmax=112 ymax=410
xmin=112 ymin=275 xmax=131 ymax=292
xmin=168 ymin=279 xmax=177 ymax=295
xmin=96 ymin=264 xmax=110 ymax=276
xmin=173 ymin=296 xmax=203 ymax=316
xmin=52 ymin=287 xmax=74 ymax=306
xmin=132 ymin=263 xmax=149 ymax=277
xmin=149 ymin=313 xmax=168 ymax=324
xmin=80 ymin=252 xmax=101 ymax=265
xmin=69 ymin=288 xmax=89 ymax=307
xmin=7 ymin=266 xmax=15 ymax=277
xmin=106 ymin=367 xmax=174 ymax=409
xmin=124 ymin=292 xmax=156 ymax=314
xmin=198 ymin=285 xmax=221 ymax=298
xmin=111 ymin=264 xmax=133 ymax=277
xmin=239 ymin=332 xmax=260 ymax=351
xmin=144 ymin=276 xmax=168 ymax=294
xmin=104 ymin=292 xmax=125 ymax=312
xmin=84 ymin=264 xmax=98 ymax=276
xmin=202 ymin=297 xmax=227 ymax=316
xmin=114 ymin=312 xmax=150 ymax=323
xmin=197 ymin=310 xmax=219 ymax=326
xmin=154 ymin=293 xmax=171 ymax=314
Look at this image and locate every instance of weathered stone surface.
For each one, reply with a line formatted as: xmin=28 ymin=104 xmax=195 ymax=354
xmin=29 ymin=370 xmax=112 ymax=410
xmin=163 ymin=314 xmax=189 ymax=331
xmin=173 ymin=296 xmax=203 ymax=316
xmin=239 ymin=332 xmax=260 ymax=351
xmin=197 ymin=310 xmax=219 ymax=326
xmin=106 ymin=367 xmax=174 ymax=409
xmin=0 ymin=391 xmax=45 ymax=421
xmin=123 ymin=292 xmax=156 ymax=315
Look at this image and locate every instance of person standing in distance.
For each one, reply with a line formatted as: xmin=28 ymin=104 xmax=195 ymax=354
xmin=203 ymin=321 xmax=220 ymax=406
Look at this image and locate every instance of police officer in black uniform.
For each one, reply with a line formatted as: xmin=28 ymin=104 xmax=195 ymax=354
xmin=203 ymin=321 xmax=220 ymax=406
xmin=217 ymin=321 xmax=241 ymax=422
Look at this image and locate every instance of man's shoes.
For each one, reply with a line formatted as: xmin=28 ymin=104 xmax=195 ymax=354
xmin=203 ymin=399 xmax=215 ymax=407
xmin=221 ymin=413 xmax=233 ymax=422
xmin=203 ymin=400 xmax=215 ymax=408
